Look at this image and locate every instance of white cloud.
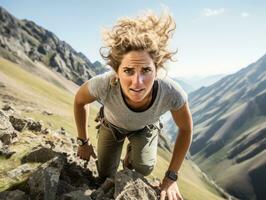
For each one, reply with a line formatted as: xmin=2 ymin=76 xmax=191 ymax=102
xmin=203 ymin=8 xmax=225 ymax=17
xmin=241 ymin=12 xmax=250 ymax=18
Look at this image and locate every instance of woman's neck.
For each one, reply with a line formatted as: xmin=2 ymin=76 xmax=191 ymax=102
xmin=124 ymin=89 xmax=153 ymax=112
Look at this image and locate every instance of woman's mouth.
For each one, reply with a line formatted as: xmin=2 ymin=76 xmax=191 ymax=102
xmin=130 ymin=88 xmax=144 ymax=93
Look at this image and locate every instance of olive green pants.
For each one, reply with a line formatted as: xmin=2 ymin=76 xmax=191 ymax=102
xmin=96 ymin=122 xmax=159 ymax=178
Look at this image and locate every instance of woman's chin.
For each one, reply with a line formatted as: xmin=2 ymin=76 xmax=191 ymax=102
xmin=129 ymin=97 xmax=143 ymax=103
xmin=128 ymin=95 xmax=145 ymax=103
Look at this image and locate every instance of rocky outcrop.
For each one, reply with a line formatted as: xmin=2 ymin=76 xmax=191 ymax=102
xmin=0 ymin=6 xmax=107 ymax=85
xmin=0 ymin=110 xmax=17 ymax=145
xmin=1 ymin=148 xmax=160 ymax=200
xmin=0 ymin=105 xmax=161 ymax=199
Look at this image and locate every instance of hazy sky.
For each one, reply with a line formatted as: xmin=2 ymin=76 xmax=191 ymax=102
xmin=1 ymin=0 xmax=266 ymax=78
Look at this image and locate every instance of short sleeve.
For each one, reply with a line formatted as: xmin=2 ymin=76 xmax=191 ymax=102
xmin=87 ymin=71 xmax=115 ymax=103
xmin=162 ymin=77 xmax=188 ymax=111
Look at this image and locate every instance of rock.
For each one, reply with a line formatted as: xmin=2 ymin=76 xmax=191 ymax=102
xmin=2 ymin=104 xmax=15 ymax=112
xmin=7 ymin=163 xmax=36 ymax=179
xmin=44 ymin=140 xmax=56 ymax=149
xmin=0 ymin=145 xmax=16 ymax=158
xmin=61 ymin=190 xmax=92 ymax=200
xmin=56 ymin=179 xmax=78 ymax=197
xmin=28 ymin=156 xmax=65 ymax=200
xmin=0 ymin=110 xmax=15 ymax=145
xmin=70 ymin=138 xmax=75 ymax=144
xmin=42 ymin=110 xmax=53 ymax=116
xmin=0 ymin=190 xmax=28 ymax=200
xmin=59 ymin=160 xmax=95 ymax=188
xmin=57 ymin=127 xmax=66 ymax=135
xmin=21 ymin=146 xmax=58 ymax=163
xmin=41 ymin=128 xmax=51 ymax=134
xmin=91 ymin=178 xmax=115 ymax=200
xmin=26 ymin=119 xmax=43 ymax=132
xmin=114 ymin=169 xmax=158 ymax=200
xmin=9 ymin=115 xmax=27 ymax=132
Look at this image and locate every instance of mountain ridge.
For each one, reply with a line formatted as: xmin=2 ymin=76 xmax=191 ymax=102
xmin=189 ymin=53 xmax=266 ymax=200
xmin=0 ymin=6 xmax=107 ymax=86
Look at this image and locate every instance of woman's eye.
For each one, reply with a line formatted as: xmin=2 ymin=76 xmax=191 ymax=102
xmin=124 ymin=69 xmax=134 ymax=75
xmin=143 ymin=68 xmax=152 ymax=73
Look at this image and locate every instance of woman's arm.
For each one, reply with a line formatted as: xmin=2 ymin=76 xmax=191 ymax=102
xmin=160 ymin=102 xmax=193 ymax=200
xmin=74 ymin=81 xmax=97 ymax=160
xmin=168 ymin=102 xmax=193 ymax=173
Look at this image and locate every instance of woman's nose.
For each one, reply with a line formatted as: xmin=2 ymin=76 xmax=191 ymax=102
xmin=132 ymin=73 xmax=144 ymax=85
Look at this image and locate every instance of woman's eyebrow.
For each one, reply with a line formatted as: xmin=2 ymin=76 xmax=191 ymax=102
xmin=123 ymin=66 xmax=134 ymax=69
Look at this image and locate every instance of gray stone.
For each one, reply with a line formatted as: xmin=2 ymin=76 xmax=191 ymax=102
xmin=7 ymin=163 xmax=35 ymax=179
xmin=45 ymin=140 xmax=56 ymax=149
xmin=9 ymin=115 xmax=27 ymax=132
xmin=114 ymin=169 xmax=158 ymax=200
xmin=61 ymin=190 xmax=92 ymax=200
xmin=0 ymin=145 xmax=16 ymax=158
xmin=42 ymin=110 xmax=53 ymax=115
xmin=26 ymin=119 xmax=42 ymax=132
xmin=2 ymin=104 xmax=15 ymax=112
xmin=57 ymin=127 xmax=66 ymax=135
xmin=41 ymin=128 xmax=51 ymax=134
xmin=0 ymin=110 xmax=15 ymax=144
xmin=21 ymin=146 xmax=58 ymax=163
xmin=28 ymin=156 xmax=65 ymax=200
xmin=91 ymin=178 xmax=115 ymax=200
xmin=0 ymin=189 xmax=28 ymax=200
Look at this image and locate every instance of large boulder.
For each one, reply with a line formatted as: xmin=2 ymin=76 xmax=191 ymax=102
xmin=0 ymin=190 xmax=28 ymax=200
xmin=9 ymin=115 xmax=27 ymax=132
xmin=21 ymin=146 xmax=59 ymax=163
xmin=114 ymin=169 xmax=158 ymax=200
xmin=0 ymin=110 xmax=16 ymax=145
xmin=27 ymin=156 xmax=65 ymax=200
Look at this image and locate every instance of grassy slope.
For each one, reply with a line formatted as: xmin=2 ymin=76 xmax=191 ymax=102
xmin=0 ymin=57 xmax=225 ymax=200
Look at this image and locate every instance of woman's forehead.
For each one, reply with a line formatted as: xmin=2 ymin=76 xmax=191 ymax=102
xmin=121 ymin=51 xmax=154 ymax=67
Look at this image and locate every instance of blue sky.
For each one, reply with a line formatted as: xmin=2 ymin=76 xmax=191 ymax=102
xmin=0 ymin=0 xmax=266 ymax=78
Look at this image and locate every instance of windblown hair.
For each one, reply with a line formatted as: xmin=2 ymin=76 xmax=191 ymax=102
xmin=100 ymin=11 xmax=177 ymax=72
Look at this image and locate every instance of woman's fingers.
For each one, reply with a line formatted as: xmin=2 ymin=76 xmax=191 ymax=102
xmin=167 ymin=190 xmax=173 ymax=200
xmin=160 ymin=190 xmax=166 ymax=200
xmin=177 ymin=193 xmax=183 ymax=200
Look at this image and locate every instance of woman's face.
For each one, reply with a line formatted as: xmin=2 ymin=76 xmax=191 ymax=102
xmin=117 ymin=50 xmax=157 ymax=105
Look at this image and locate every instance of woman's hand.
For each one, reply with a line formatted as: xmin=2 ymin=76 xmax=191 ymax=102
xmin=77 ymin=144 xmax=97 ymax=161
xmin=160 ymin=177 xmax=183 ymax=200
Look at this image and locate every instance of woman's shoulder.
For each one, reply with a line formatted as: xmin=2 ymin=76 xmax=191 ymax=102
xmin=87 ymin=70 xmax=116 ymax=102
xmin=158 ymin=75 xmax=185 ymax=93
xmin=157 ymin=75 xmax=188 ymax=110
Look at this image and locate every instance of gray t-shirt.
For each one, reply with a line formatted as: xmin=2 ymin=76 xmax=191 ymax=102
xmin=87 ymin=71 xmax=188 ymax=131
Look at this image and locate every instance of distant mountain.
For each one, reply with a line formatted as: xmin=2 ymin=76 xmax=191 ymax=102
xmin=171 ymin=77 xmax=195 ymax=94
xmin=189 ymin=54 xmax=266 ymax=200
xmin=0 ymin=6 xmax=107 ymax=85
xmin=177 ymin=74 xmax=225 ymax=92
xmin=163 ymin=75 xmax=222 ymax=142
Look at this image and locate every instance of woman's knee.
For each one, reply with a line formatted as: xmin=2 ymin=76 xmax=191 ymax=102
xmin=132 ymin=163 xmax=155 ymax=176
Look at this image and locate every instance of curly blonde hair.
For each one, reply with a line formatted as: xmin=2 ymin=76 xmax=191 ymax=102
xmin=100 ymin=11 xmax=177 ymax=72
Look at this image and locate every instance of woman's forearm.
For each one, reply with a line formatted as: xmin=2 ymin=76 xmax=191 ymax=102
xmin=168 ymin=129 xmax=193 ymax=173
xmin=74 ymin=100 xmax=89 ymax=140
